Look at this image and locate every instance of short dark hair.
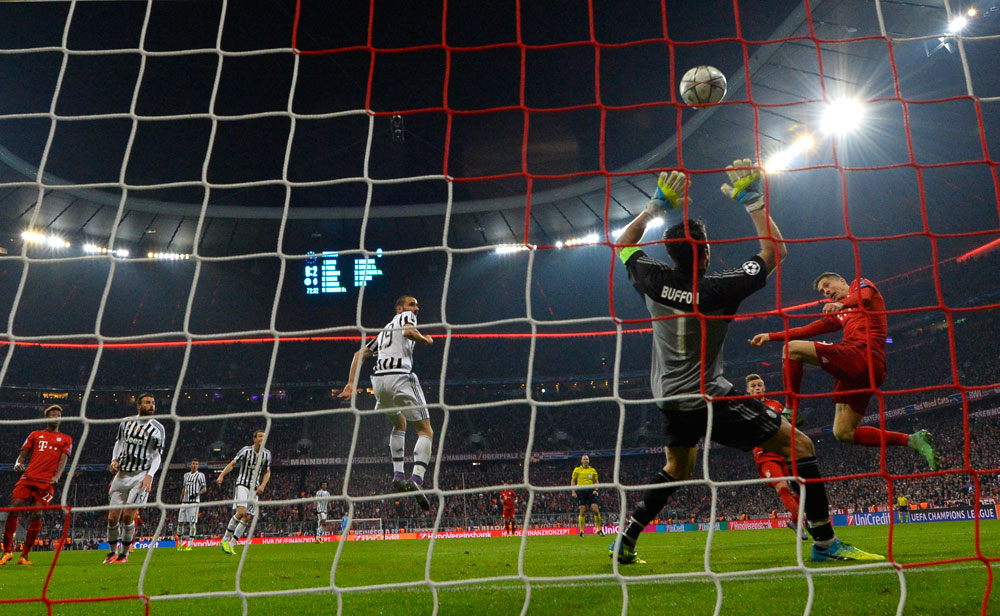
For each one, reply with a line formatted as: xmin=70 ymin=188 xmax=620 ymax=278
xmin=395 ymin=295 xmax=413 ymax=308
xmin=745 ymin=374 xmax=762 ymax=384
xmin=663 ymin=219 xmax=708 ymax=276
xmin=136 ymin=392 xmax=155 ymax=406
xmin=190 ymin=459 xmax=199 ymax=464
xmin=253 ymin=429 xmax=266 ymax=439
xmin=43 ymin=404 xmax=62 ymax=417
xmin=812 ymin=272 xmax=843 ymax=290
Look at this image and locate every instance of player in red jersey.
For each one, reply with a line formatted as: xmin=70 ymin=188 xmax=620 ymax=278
xmin=1 ymin=405 xmax=73 ymax=566
xmin=745 ymin=374 xmax=808 ymax=539
xmin=750 ymin=272 xmax=940 ymax=469
xmin=499 ymin=483 xmax=517 ymax=536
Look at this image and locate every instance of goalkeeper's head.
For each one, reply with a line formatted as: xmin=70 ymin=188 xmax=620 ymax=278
xmin=664 ymin=219 xmax=709 ymax=276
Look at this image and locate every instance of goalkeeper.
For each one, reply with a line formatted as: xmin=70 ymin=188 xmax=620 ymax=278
xmin=609 ymin=160 xmax=884 ymax=564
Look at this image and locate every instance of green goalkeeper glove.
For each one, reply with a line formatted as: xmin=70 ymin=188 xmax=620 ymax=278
xmin=782 ymin=407 xmax=805 ymax=427
xmin=646 ymin=170 xmax=692 ymax=225
xmin=720 ymin=158 xmax=765 ymax=212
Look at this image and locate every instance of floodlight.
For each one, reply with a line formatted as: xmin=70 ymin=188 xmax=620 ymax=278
xmin=820 ymin=99 xmax=864 ymax=135
xmin=948 ymin=16 xmax=968 ymax=33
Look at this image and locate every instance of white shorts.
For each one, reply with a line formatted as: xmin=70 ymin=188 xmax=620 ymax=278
xmin=109 ymin=471 xmax=149 ymax=507
xmin=372 ymin=373 xmax=429 ymax=421
xmin=178 ymin=504 xmax=200 ymax=523
xmin=233 ymin=485 xmax=257 ymax=516
xmin=317 ymin=512 xmax=327 ymax=523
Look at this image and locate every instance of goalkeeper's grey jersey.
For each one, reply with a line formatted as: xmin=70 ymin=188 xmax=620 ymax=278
xmin=366 ymin=311 xmax=418 ymax=376
xmin=623 ymin=250 xmax=767 ymax=411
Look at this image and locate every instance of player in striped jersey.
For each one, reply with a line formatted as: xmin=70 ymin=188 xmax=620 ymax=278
xmin=2 ymin=405 xmax=72 ymax=566
xmin=339 ymin=295 xmax=435 ymax=511
xmin=314 ymin=481 xmax=331 ymax=542
xmin=216 ymin=430 xmax=271 ymax=555
xmin=177 ymin=459 xmax=206 ymax=551
xmin=104 ymin=393 xmax=166 ymax=564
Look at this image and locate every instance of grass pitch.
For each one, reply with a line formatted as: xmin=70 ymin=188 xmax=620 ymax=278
xmin=1 ymin=521 xmax=997 ymax=615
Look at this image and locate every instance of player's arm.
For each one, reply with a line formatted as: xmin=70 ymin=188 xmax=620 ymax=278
xmin=109 ymin=437 xmax=124 ymax=474
xmin=50 ymin=451 xmax=70 ymax=485
xmin=141 ymin=448 xmax=162 ymax=492
xmin=338 ymin=346 xmax=374 ymax=399
xmin=720 ymin=158 xmax=787 ymax=275
xmin=13 ymin=447 xmax=29 ymax=472
xmin=256 ymin=469 xmax=271 ymax=495
xmin=570 ymin=469 xmax=577 ymax=497
xmin=750 ymin=317 xmax=841 ymax=346
xmin=617 ymin=170 xmax=691 ymax=259
xmin=402 ymin=323 xmax=433 ymax=346
xmin=216 ymin=460 xmax=236 ymax=484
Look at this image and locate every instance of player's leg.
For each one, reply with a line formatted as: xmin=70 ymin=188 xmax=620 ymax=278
xmin=187 ymin=516 xmax=197 ymax=550
xmin=114 ymin=504 xmax=139 ymax=563
xmin=614 ymin=443 xmax=696 ymax=563
xmin=18 ymin=510 xmax=43 ymax=564
xmin=315 ymin=512 xmax=325 ymax=541
xmin=221 ymin=496 xmax=246 ymax=554
xmin=759 ymin=420 xmax=883 ymax=561
xmin=783 ymin=340 xmax=819 ymax=411
xmin=577 ymin=503 xmax=587 ymax=536
xmin=2 ymin=496 xmax=29 ymax=562
xmin=591 ymin=503 xmax=603 ymax=535
xmin=407 ymin=413 xmax=434 ymax=512
xmin=105 ymin=481 xmax=126 ymax=563
xmin=233 ymin=509 xmax=253 ymax=544
xmin=387 ymin=411 xmax=408 ymax=490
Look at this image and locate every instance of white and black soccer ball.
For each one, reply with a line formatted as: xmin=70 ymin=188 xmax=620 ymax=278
xmin=679 ymin=65 xmax=727 ymax=106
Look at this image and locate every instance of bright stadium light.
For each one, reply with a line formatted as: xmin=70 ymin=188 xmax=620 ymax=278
xmin=820 ymin=99 xmax=865 ymax=135
xmin=765 ymin=134 xmax=815 ymax=172
xmin=148 ymin=251 xmax=191 ymax=260
xmin=493 ymin=244 xmax=531 ymax=255
xmin=564 ymin=233 xmax=600 ymax=247
xmin=83 ymin=243 xmax=101 ymax=254
xmin=967 ymin=7 xmax=977 ymax=17
xmin=554 ymin=240 xmax=564 ymax=249
xmin=947 ymin=15 xmax=968 ymax=33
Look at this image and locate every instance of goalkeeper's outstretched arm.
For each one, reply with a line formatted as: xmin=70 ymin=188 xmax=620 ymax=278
xmin=719 ymin=158 xmax=787 ymax=274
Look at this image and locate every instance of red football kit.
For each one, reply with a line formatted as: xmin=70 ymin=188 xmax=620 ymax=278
xmin=752 ymin=399 xmax=790 ymax=487
xmin=12 ymin=430 xmax=73 ymax=504
xmin=767 ymin=278 xmax=887 ymax=414
xmin=500 ymin=490 xmax=516 ymax=517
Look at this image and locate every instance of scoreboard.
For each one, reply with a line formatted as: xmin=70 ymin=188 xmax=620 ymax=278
xmin=304 ymin=249 xmax=384 ymax=296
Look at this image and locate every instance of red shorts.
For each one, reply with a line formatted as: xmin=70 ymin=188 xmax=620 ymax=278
xmin=502 ymin=508 xmax=515 ymax=519
xmin=756 ymin=459 xmax=791 ymax=491
xmin=813 ymin=342 xmax=886 ymax=415
xmin=12 ymin=478 xmax=55 ymax=505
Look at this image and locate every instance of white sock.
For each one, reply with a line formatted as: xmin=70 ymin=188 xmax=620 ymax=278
xmin=223 ymin=515 xmax=239 ymax=542
xmin=412 ymin=434 xmax=432 ymax=481
xmin=107 ymin=522 xmax=119 ymax=545
xmin=234 ymin=521 xmax=247 ymax=540
xmin=390 ymin=430 xmax=406 ymax=474
xmin=188 ymin=523 xmax=197 ymax=542
xmin=122 ymin=521 xmax=135 ymax=545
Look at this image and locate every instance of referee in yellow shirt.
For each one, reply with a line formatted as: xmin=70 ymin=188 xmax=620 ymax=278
xmin=897 ymin=495 xmax=909 ymax=523
xmin=570 ymin=455 xmax=604 ymax=536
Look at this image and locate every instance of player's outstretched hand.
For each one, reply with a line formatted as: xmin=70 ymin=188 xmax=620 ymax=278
xmin=720 ymin=159 xmax=765 ymax=212
xmin=337 ymin=384 xmax=354 ymax=399
xmin=646 ymin=170 xmax=691 ymax=215
xmin=822 ymin=301 xmax=845 ymax=314
xmin=749 ymin=333 xmax=770 ymax=346
xmin=13 ymin=462 xmax=25 ymax=472
xmin=109 ymin=460 xmax=120 ymax=474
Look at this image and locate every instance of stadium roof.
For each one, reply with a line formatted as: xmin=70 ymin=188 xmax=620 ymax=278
xmin=0 ymin=0 xmax=997 ymax=273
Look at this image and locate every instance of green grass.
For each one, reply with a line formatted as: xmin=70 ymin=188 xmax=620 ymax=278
xmin=1 ymin=521 xmax=998 ymax=615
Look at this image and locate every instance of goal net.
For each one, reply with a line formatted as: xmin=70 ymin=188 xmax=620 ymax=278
xmin=1 ymin=0 xmax=998 ymax=615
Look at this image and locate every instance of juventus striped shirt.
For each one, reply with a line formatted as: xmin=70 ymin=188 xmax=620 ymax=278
xmin=366 ymin=310 xmax=418 ymax=375
xmin=114 ymin=417 xmax=166 ymax=472
xmin=232 ymin=445 xmax=272 ymax=489
xmin=182 ymin=471 xmax=207 ymax=503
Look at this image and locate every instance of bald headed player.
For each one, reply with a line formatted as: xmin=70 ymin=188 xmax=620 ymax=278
xmin=750 ymin=272 xmax=940 ymax=470
xmin=340 ymin=295 xmax=435 ymax=511
xmin=2 ymin=405 xmax=72 ymax=566
xmin=571 ymin=455 xmax=603 ymax=536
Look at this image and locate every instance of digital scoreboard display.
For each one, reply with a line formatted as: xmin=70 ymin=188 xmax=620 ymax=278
xmin=304 ymin=249 xmax=384 ymax=296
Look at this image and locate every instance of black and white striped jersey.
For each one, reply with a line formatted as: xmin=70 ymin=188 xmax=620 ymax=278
xmin=366 ymin=310 xmax=417 ymax=376
xmin=315 ymin=489 xmax=331 ymax=513
xmin=114 ymin=417 xmax=166 ymax=472
xmin=182 ymin=471 xmax=207 ymax=503
xmin=232 ymin=446 xmax=271 ymax=489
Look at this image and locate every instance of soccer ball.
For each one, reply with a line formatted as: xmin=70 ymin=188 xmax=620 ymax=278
xmin=679 ymin=65 xmax=727 ymax=106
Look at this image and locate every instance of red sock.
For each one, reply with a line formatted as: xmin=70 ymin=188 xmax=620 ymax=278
xmin=784 ymin=357 xmax=804 ymax=411
xmin=21 ymin=520 xmax=41 ymax=558
xmin=777 ymin=487 xmax=800 ymax=520
xmin=852 ymin=426 xmax=909 ymax=447
xmin=2 ymin=513 xmax=18 ymax=553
